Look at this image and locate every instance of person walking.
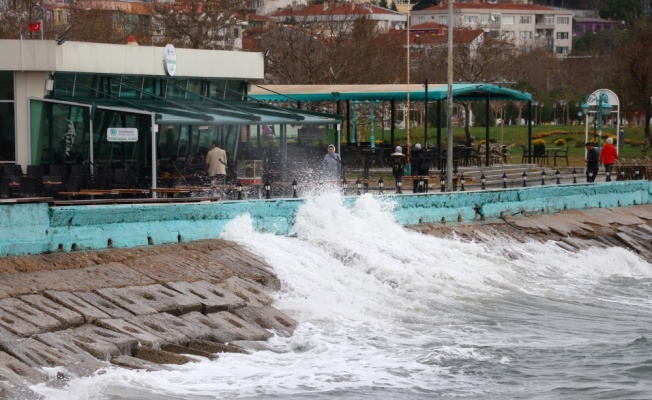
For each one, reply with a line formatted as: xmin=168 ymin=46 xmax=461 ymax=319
xmin=206 ymin=140 xmax=227 ymax=185
xmin=390 ymin=146 xmax=406 ymax=193
xmin=322 ymin=144 xmax=342 ymax=180
xmin=585 ymin=142 xmax=599 ymax=183
xmin=411 ymin=143 xmax=429 ymax=193
xmin=599 ymin=137 xmax=619 ymax=181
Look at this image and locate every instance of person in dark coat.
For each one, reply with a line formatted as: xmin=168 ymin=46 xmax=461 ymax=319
xmin=585 ymin=142 xmax=599 ymax=182
xmin=411 ymin=143 xmax=429 ymax=192
xmin=390 ymin=146 xmax=406 ymax=193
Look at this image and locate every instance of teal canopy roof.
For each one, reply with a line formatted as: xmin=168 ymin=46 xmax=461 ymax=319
xmin=249 ymin=83 xmax=532 ymax=103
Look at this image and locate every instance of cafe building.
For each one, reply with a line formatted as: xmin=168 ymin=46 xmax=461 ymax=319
xmin=0 ymin=39 xmax=341 ymax=195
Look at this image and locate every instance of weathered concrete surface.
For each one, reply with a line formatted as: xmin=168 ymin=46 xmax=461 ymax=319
xmin=412 ymin=205 xmax=652 ymax=263
xmin=0 ymin=240 xmax=296 ymax=400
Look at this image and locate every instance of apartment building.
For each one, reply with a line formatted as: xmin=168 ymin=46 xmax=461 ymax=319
xmin=411 ymin=2 xmax=573 ymax=56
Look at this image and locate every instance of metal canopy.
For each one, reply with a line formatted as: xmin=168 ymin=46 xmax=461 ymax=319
xmin=249 ymin=83 xmax=532 ymax=103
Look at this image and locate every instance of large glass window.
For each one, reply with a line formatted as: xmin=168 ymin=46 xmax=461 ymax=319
xmin=0 ymin=72 xmax=15 ymax=161
xmin=29 ymin=99 xmax=90 ymax=165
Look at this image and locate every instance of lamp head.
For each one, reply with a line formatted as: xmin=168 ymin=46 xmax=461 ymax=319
xmin=581 ymin=102 xmax=590 ymax=114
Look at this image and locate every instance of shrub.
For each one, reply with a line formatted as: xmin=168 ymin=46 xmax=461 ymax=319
xmin=553 ymin=138 xmax=566 ymax=146
xmin=532 ymin=138 xmax=546 ymax=146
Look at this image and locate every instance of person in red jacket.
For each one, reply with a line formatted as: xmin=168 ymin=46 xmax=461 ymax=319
xmin=599 ymin=137 xmax=619 ymax=179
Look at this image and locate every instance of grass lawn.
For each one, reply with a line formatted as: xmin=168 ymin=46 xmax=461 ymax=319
xmin=368 ymin=124 xmax=649 ymax=167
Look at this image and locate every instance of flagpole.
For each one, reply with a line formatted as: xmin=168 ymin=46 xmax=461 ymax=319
xmin=406 ymin=0 xmax=411 ymax=167
xmin=445 ymin=0 xmax=454 ymax=190
xmin=40 ymin=18 xmax=43 ymax=40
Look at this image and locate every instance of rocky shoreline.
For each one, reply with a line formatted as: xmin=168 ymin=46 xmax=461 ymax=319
xmin=0 ymin=240 xmax=297 ymax=399
xmin=0 ymin=205 xmax=650 ymax=399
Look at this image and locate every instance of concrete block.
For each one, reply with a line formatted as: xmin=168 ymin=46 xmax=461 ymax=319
xmin=165 ymin=281 xmax=246 ymax=313
xmin=94 ymin=318 xmax=166 ymax=348
xmin=1 ymin=335 xmax=103 ymax=377
xmin=0 ymin=297 xmax=62 ymax=334
xmin=0 ymin=350 xmax=46 ymax=391
xmin=0 ymin=324 xmax=18 ymax=345
xmin=96 ymin=284 xmax=202 ymax=316
xmin=221 ymin=276 xmax=273 ymax=307
xmin=57 ymin=325 xmax=139 ymax=361
xmin=187 ymin=339 xmax=246 ymax=355
xmin=0 ymin=307 xmax=42 ymax=337
xmin=182 ymin=311 xmax=272 ymax=343
xmin=93 ymin=287 xmax=159 ymax=316
xmin=19 ymin=294 xmax=84 ymax=329
xmin=134 ymin=347 xmax=194 ymax=365
xmin=44 ymin=290 xmax=112 ymax=323
xmin=161 ymin=343 xmax=217 ymax=360
xmin=110 ymin=355 xmax=171 ymax=371
xmin=124 ymin=313 xmax=192 ymax=346
xmin=232 ymin=306 xmax=297 ymax=337
xmin=74 ymin=291 xmax=135 ymax=319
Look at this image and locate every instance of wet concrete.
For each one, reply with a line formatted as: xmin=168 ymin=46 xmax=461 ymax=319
xmin=0 ymin=240 xmax=295 ymax=399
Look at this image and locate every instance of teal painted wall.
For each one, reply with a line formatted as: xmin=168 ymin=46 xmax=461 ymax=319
xmin=1 ymin=181 xmax=650 ymax=257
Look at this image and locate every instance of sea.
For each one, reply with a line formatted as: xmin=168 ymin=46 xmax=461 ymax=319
xmin=35 ymin=193 xmax=652 ymax=400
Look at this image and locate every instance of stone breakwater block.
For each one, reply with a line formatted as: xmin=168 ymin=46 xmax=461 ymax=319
xmin=95 ymin=318 xmax=166 ymax=348
xmin=205 ymin=311 xmax=273 ymax=342
xmin=0 ymin=306 xmax=43 ymax=337
xmin=165 ymin=281 xmax=246 ymax=313
xmin=20 ymin=294 xmax=84 ymax=329
xmin=1 ymin=334 xmax=102 ymax=377
xmin=93 ymin=287 xmax=159 ymax=316
xmin=174 ymin=311 xmax=225 ymax=342
xmin=0 ymin=350 xmax=46 ymax=389
xmin=123 ymin=252 xmax=230 ymax=283
xmin=0 ymin=324 xmax=18 ymax=345
xmin=161 ymin=343 xmax=218 ymax=360
xmin=44 ymin=290 xmax=111 ymax=323
xmin=74 ymin=291 xmax=135 ymax=319
xmin=58 ymin=325 xmax=139 ymax=361
xmin=187 ymin=339 xmax=247 ymax=354
xmin=97 ymin=285 xmax=202 ymax=316
xmin=110 ymin=355 xmax=171 ymax=371
xmin=210 ymin=247 xmax=281 ymax=289
xmin=134 ymin=347 xmax=194 ymax=365
xmin=124 ymin=314 xmax=192 ymax=346
xmin=221 ymin=276 xmax=273 ymax=307
xmin=233 ymin=306 xmax=297 ymax=337
xmin=0 ymin=297 xmax=62 ymax=334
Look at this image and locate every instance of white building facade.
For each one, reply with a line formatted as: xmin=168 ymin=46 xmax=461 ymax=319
xmin=411 ymin=3 xmax=574 ymax=56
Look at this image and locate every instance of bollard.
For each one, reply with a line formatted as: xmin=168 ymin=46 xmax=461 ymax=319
xmin=572 ymin=168 xmax=577 ymax=183
xmin=541 ymin=170 xmax=546 ymax=185
xmin=555 ymin=170 xmax=561 ymax=184
xmin=481 ymin=172 xmax=486 ymax=190
xmin=356 ymin=177 xmax=362 ymax=196
xmin=606 ymin=171 xmax=611 ymax=182
xmin=341 ymin=177 xmax=347 ymax=194
xmin=502 ymin=172 xmax=507 ymax=188
xmin=292 ymin=179 xmax=298 ymax=198
xmin=378 ymin=177 xmax=384 ymax=195
xmin=460 ymin=174 xmax=466 ymax=191
xmin=522 ymin=171 xmax=528 ymax=187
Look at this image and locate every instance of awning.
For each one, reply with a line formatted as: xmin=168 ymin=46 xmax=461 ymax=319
xmin=249 ymin=83 xmax=532 ymax=102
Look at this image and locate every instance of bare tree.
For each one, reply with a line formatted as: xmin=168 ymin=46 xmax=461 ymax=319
xmin=611 ymin=17 xmax=652 ymax=140
xmin=0 ymin=0 xmax=47 ymax=39
xmin=152 ymin=0 xmax=244 ymax=49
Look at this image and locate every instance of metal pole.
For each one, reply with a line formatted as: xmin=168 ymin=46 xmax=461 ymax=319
xmin=424 ymin=79 xmax=428 ymax=146
xmin=485 ymin=92 xmax=490 ymax=167
xmin=445 ymin=0 xmax=454 ymax=190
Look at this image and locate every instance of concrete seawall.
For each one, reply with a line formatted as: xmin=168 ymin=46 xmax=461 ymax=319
xmin=0 ymin=183 xmax=650 ymax=398
xmin=1 ymin=181 xmax=650 ymax=257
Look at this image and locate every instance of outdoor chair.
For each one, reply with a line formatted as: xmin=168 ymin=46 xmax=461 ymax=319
xmin=26 ymin=165 xmax=44 ymax=179
xmin=533 ymin=146 xmax=548 ymax=165
xmin=18 ymin=176 xmax=40 ymax=197
xmin=520 ymin=145 xmax=532 ymax=164
xmin=553 ymin=145 xmax=570 ymax=166
xmin=110 ymin=167 xmax=131 ymax=189
xmin=0 ymin=176 xmax=16 ymax=198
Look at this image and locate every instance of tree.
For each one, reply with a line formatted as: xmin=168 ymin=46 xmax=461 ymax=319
xmin=612 ymin=16 xmax=652 ymax=140
xmin=152 ymin=0 xmax=244 ymax=49
xmin=378 ymin=0 xmax=389 ymax=9
xmin=412 ymin=0 xmax=440 ymax=12
xmin=0 ymin=0 xmax=49 ymax=39
xmin=251 ymin=15 xmax=406 ymax=85
xmin=390 ymin=1 xmax=399 ymax=12
xmin=599 ymin=0 xmax=642 ymax=21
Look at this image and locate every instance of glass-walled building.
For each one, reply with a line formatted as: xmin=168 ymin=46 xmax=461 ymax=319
xmin=0 ymin=40 xmax=340 ymax=192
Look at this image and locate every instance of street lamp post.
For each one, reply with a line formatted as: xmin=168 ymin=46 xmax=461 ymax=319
xmin=532 ymin=101 xmax=539 ymax=126
xmin=559 ymin=100 xmax=567 ymax=126
xmin=582 ymin=92 xmax=613 ymax=153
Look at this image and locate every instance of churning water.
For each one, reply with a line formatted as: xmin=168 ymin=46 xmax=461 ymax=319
xmin=37 ymin=194 xmax=652 ymax=400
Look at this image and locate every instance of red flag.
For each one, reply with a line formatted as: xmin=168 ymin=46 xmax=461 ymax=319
xmin=28 ymin=22 xmax=41 ymax=32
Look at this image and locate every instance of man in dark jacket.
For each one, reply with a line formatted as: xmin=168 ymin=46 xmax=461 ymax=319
xmin=585 ymin=142 xmax=599 ymax=182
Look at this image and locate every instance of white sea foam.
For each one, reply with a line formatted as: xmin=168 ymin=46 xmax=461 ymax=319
xmin=36 ymin=194 xmax=652 ymax=399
